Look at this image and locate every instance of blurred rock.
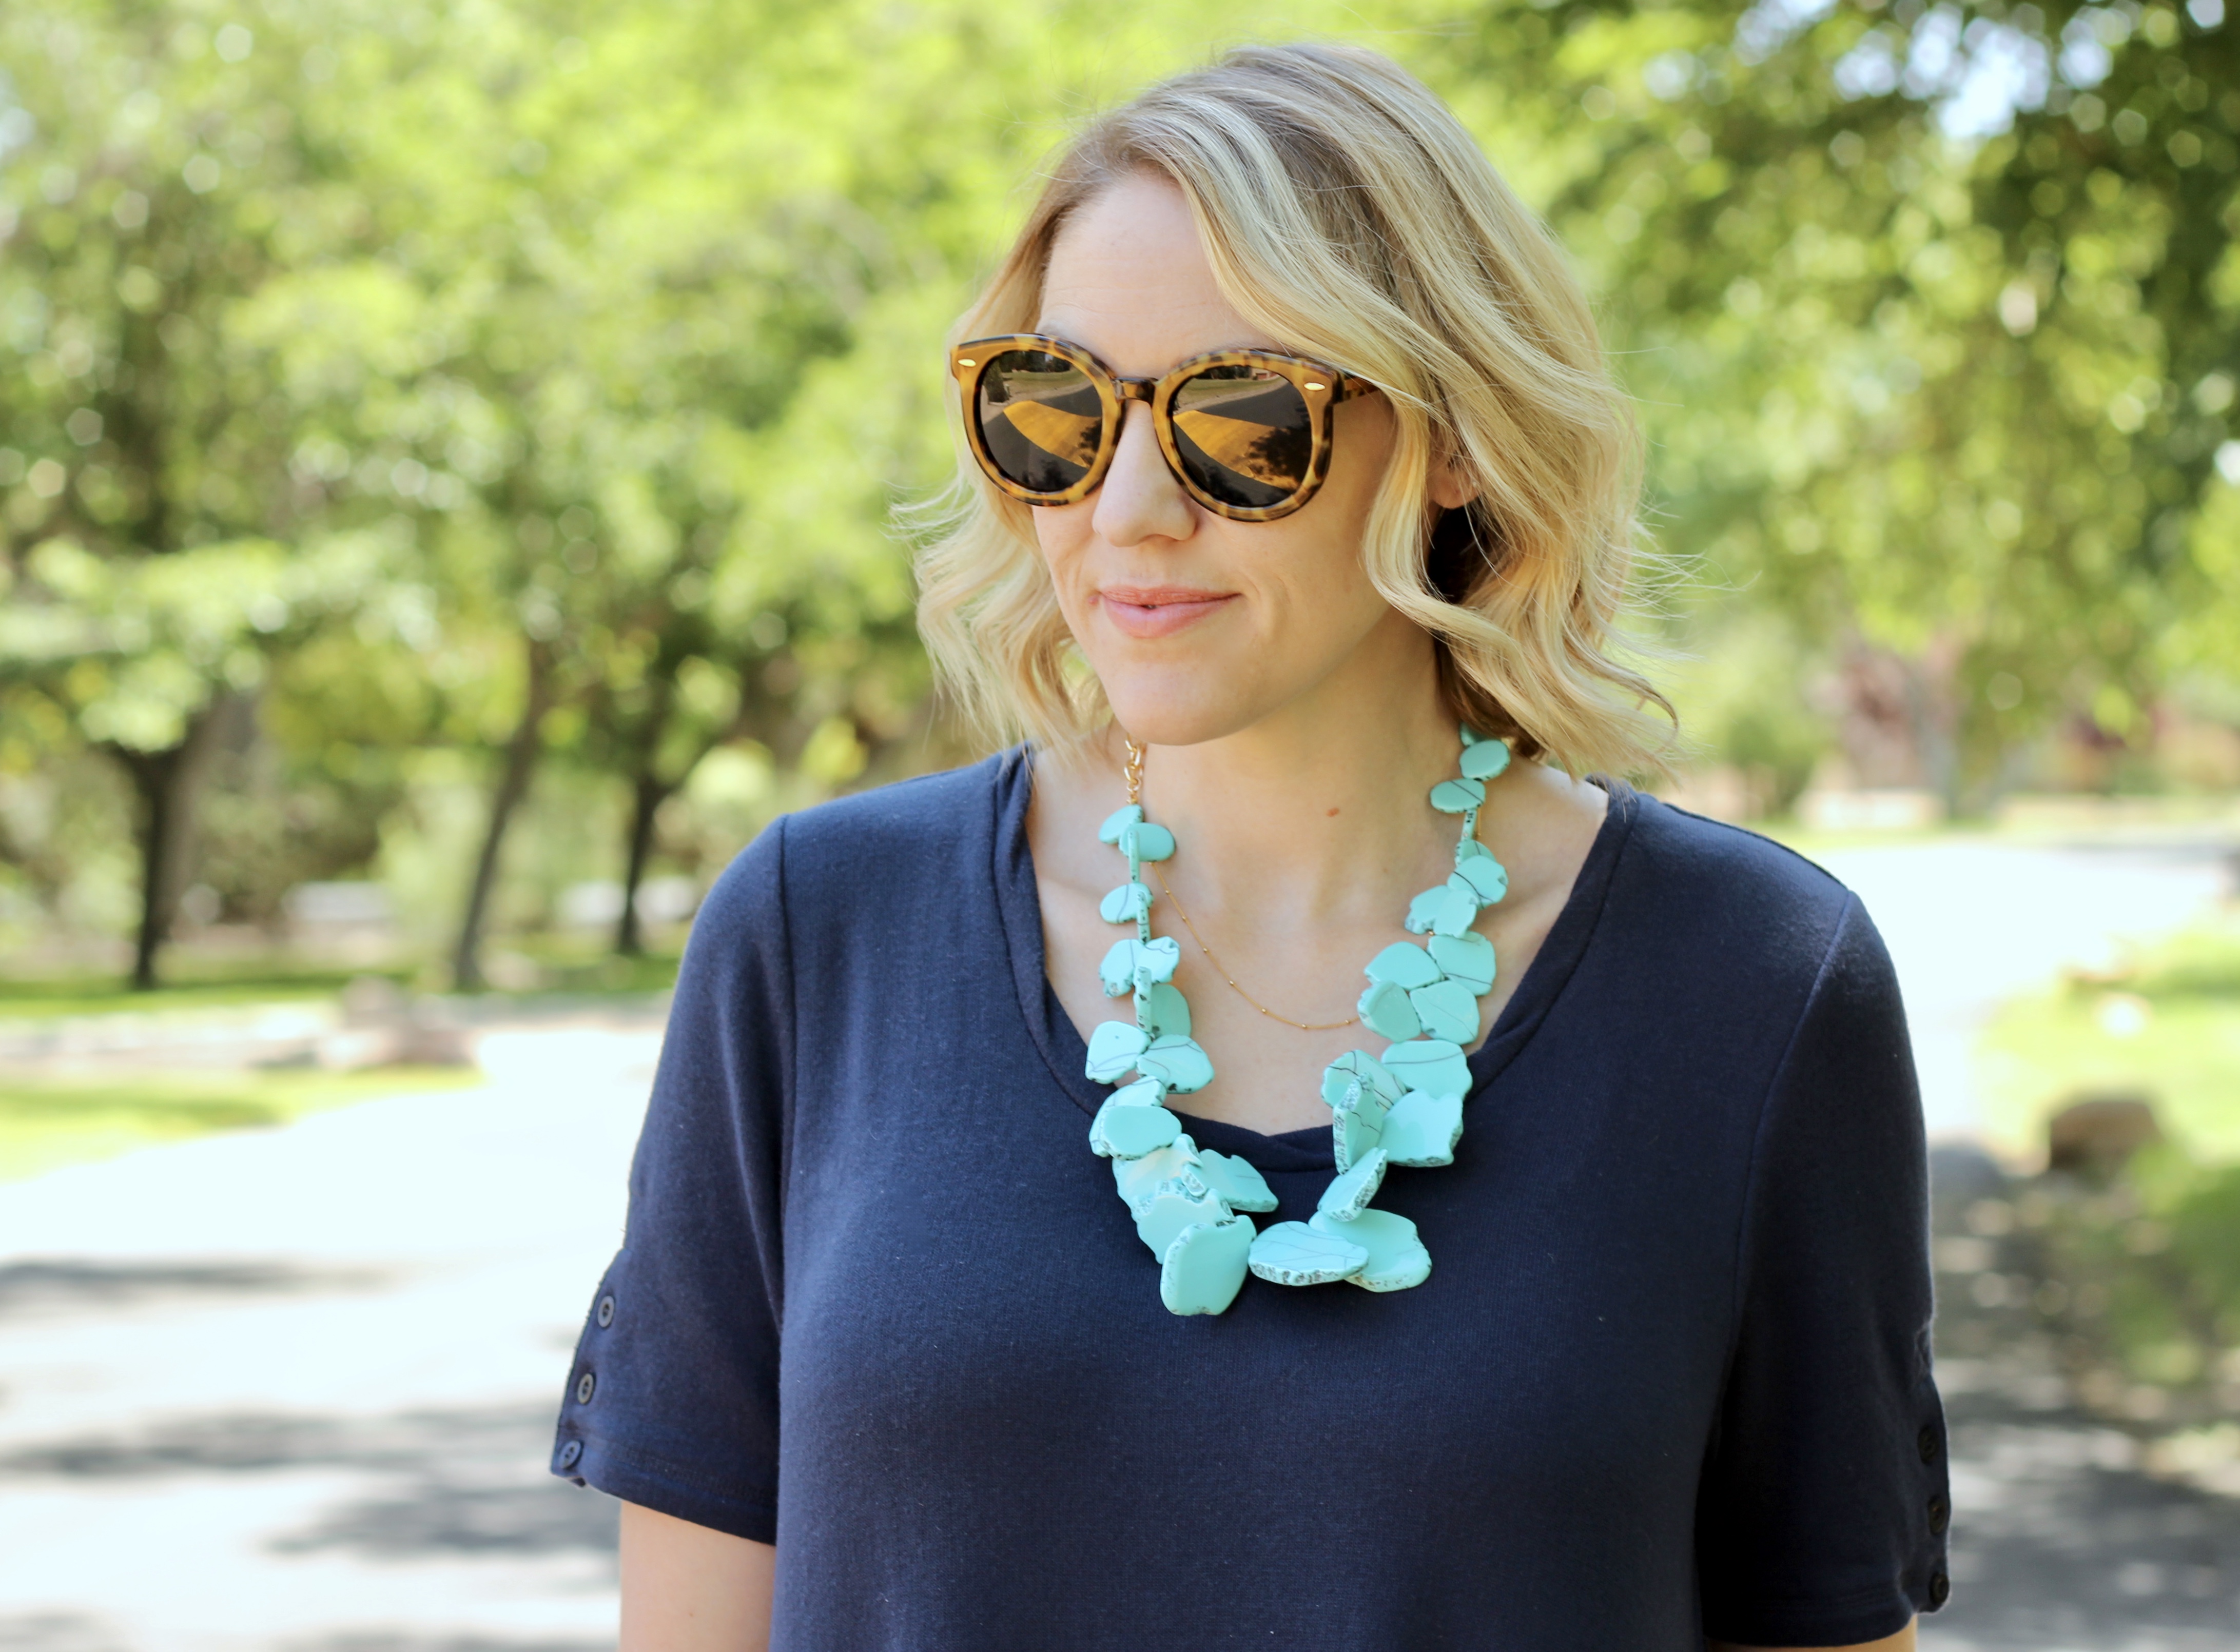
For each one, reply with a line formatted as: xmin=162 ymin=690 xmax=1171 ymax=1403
xmin=339 ymin=975 xmax=408 ymax=1027
xmin=2047 ymin=1094 xmax=2162 ymax=1174
xmin=318 ymin=977 xmax=475 ymax=1069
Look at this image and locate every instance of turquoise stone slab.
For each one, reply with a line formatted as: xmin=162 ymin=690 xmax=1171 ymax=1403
xmin=1357 ymin=978 xmax=1421 ymax=1041
xmin=1084 ymin=1019 xmax=1150 ymax=1083
xmin=1099 ymin=935 xmax=1180 ymax=997
xmin=1136 ymin=1033 xmax=1214 ymax=1094
xmin=1120 ymin=821 xmax=1176 ymax=862
xmin=1453 ymin=854 xmax=1508 ymax=903
xmin=1160 ymin=1216 xmax=1253 ymax=1315
xmin=1455 ymin=836 xmax=1495 ymax=864
xmin=1364 ymin=941 xmax=1442 ymax=990
xmin=1136 ymin=1177 xmax=1233 ymax=1256
xmin=1089 ymin=1099 xmax=1181 ymax=1159
xmin=1427 ymin=931 xmax=1496 ymax=994
xmin=1194 ymin=1147 xmax=1279 ymax=1213
xmin=1247 ymin=1221 xmax=1369 ymax=1287
xmin=1408 ymin=977 xmax=1479 ymax=1044
xmin=1099 ymin=881 xmax=1152 ymax=924
xmin=1383 ymin=1038 xmax=1472 ymax=1097
xmin=1458 ymin=739 xmax=1511 ymax=781
xmin=1380 ymin=1090 xmax=1465 ymax=1166
xmin=1114 ymin=1137 xmax=1198 ymax=1211
xmin=1428 ymin=777 xmax=1485 ymax=813
xmin=1135 ymin=980 xmax=1191 ymax=1038
xmin=1098 ymin=803 xmax=1145 ymax=844
xmin=1428 ymin=880 xmax=1481 ymax=937
xmin=1321 ymin=1050 xmax=1401 ymax=1109
xmin=1404 ymin=884 xmax=1451 ymax=935
xmin=1459 ymin=724 xmax=1483 ymax=745
xmin=1309 ymin=1206 xmax=1433 ymax=1292
xmin=1316 ymin=1146 xmax=1388 ymax=1221
xmin=1330 ymin=1080 xmax=1386 ymax=1171
xmin=1106 ymin=1076 xmax=1168 ymax=1109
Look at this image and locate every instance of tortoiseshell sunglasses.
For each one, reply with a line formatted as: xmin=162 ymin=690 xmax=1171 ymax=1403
xmin=950 ymin=334 xmax=1377 ymax=522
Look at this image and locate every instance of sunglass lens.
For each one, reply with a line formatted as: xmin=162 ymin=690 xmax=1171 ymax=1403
xmin=1170 ymin=365 xmax=1312 ymax=509
xmin=976 ymin=350 xmax=1104 ymax=495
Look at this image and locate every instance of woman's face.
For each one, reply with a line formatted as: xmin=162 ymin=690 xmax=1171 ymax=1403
xmin=1033 ymin=173 xmax=1417 ymax=749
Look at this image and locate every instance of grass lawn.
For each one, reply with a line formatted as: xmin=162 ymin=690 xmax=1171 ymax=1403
xmin=1975 ymin=917 xmax=2240 ymax=1165
xmin=0 ymin=946 xmax=682 ymax=1020
xmin=0 ymin=967 xmax=411 ymax=1021
xmin=0 ymin=1066 xmax=489 ymax=1182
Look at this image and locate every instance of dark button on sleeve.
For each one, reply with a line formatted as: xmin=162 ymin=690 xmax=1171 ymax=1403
xmin=1917 ymin=1423 xmax=1940 ymax=1464
xmin=1927 ymin=1492 xmax=1950 ymax=1535
xmin=546 ymin=820 xmax=792 ymax=1545
xmin=557 ymin=1439 xmax=582 ymax=1469
xmin=1929 ymin=1570 xmax=1952 ymax=1608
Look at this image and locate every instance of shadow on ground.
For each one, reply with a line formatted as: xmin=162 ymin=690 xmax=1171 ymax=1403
xmin=1 ymin=1400 xmax=616 ymax=1564
xmin=1923 ymin=1147 xmax=2240 ymax=1651
xmin=0 ymin=1260 xmax=386 ymax=1320
xmin=0 ymin=1630 xmax=609 ymax=1652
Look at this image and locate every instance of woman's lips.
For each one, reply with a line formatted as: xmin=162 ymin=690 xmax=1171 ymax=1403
xmin=1096 ymin=586 xmax=1236 ymax=639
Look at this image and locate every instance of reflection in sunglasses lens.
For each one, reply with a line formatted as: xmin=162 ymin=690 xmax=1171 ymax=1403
xmin=978 ymin=351 xmax=1104 ymax=495
xmin=1170 ymin=366 xmax=1311 ymax=509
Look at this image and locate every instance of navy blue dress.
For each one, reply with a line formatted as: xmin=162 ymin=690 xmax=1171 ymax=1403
xmin=553 ymin=751 xmax=1951 ymax=1649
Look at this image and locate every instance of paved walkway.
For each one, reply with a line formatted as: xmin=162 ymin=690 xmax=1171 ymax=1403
xmin=0 ymin=1029 xmax=657 ymax=1651
xmin=1919 ymin=1147 xmax=2240 ymax=1651
xmin=0 ymin=836 xmax=2232 ymax=1648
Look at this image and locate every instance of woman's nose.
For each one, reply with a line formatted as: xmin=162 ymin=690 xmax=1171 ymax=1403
xmin=1092 ymin=403 xmax=1197 ymax=547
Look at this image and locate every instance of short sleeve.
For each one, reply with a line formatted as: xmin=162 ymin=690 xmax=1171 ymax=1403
xmin=1695 ymin=895 xmax=1952 ymax=1646
xmin=548 ymin=819 xmax=794 ymax=1543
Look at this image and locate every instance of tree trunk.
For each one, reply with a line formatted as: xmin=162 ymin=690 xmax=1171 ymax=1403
xmin=108 ymin=694 xmax=239 ymax=991
xmin=614 ymin=770 xmax=672 ymax=958
xmin=452 ymin=643 xmax=554 ymax=991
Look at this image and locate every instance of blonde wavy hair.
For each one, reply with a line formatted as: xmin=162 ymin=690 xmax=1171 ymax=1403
xmin=914 ymin=41 xmax=1673 ymax=776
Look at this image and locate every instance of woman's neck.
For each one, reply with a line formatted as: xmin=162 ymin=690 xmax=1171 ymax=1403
xmin=1092 ymin=641 xmax=1461 ymax=928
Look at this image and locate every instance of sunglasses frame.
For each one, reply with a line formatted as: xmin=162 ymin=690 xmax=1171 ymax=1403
xmin=950 ymin=333 xmax=1376 ymax=523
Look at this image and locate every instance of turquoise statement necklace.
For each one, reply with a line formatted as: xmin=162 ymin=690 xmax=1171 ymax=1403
xmin=1085 ymin=726 xmax=1512 ymax=1315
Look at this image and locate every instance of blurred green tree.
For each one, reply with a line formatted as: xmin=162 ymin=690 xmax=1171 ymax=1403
xmin=1427 ymin=0 xmax=2237 ymax=806
xmin=0 ymin=0 xmax=397 ymax=985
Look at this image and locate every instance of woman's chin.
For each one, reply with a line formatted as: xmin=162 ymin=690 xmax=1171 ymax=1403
xmin=1099 ymin=677 xmax=1265 ymax=750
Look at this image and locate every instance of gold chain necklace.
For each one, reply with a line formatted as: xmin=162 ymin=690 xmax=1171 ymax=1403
xmin=1151 ymin=867 xmax=1362 ymax=1031
xmin=1124 ymin=738 xmax=1358 ymax=1033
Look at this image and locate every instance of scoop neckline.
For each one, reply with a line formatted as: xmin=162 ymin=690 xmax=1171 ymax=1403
xmin=991 ymin=745 xmax=1639 ymax=1173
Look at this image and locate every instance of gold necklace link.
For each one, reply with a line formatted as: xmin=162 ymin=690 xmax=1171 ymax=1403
xmin=1122 ymin=737 xmax=1145 ymax=807
xmin=1152 ymin=866 xmax=1361 ymax=1033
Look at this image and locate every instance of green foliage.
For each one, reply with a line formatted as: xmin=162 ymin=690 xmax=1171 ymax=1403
xmin=1436 ymin=0 xmax=2240 ymax=804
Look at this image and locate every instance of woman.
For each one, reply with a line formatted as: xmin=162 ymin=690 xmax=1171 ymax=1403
xmin=553 ymin=43 xmax=1950 ymax=1651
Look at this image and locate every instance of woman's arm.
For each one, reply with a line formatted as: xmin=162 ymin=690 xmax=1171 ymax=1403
xmin=619 ymin=1502 xmax=775 ymax=1651
xmin=1711 ymin=1623 xmax=1917 ymax=1652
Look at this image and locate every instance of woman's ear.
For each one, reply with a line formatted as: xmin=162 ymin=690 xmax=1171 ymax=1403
xmin=1428 ymin=449 xmax=1479 ymax=512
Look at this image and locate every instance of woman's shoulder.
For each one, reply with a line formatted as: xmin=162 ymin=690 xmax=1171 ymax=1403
xmin=1616 ymin=790 xmax=1883 ymax=988
xmin=692 ymin=750 xmax=1019 ymax=935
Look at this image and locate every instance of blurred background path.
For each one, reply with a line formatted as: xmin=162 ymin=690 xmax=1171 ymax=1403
xmin=0 ymin=829 xmax=2234 ymax=1649
xmin=0 ymin=1021 xmax=659 ymax=1652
